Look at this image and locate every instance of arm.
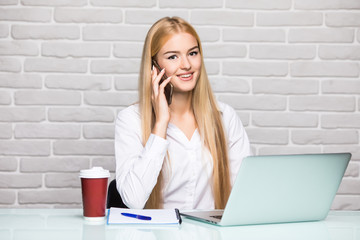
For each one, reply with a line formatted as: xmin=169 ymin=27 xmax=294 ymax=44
xmin=220 ymin=103 xmax=252 ymax=184
xmin=115 ymin=106 xmax=169 ymax=209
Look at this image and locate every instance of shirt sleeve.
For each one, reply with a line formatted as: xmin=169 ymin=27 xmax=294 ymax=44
xmin=114 ymin=105 xmax=169 ymax=209
xmin=220 ymin=102 xmax=252 ymax=185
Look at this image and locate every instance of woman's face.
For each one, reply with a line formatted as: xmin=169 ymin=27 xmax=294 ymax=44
xmin=155 ymin=32 xmax=202 ymax=94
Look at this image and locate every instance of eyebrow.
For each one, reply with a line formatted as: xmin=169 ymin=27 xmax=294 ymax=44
xmin=163 ymin=46 xmax=199 ymax=55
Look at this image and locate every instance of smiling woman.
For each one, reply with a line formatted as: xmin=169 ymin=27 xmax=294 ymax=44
xmin=114 ymin=17 xmax=251 ymax=210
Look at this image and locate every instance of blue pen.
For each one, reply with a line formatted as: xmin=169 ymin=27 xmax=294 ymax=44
xmin=121 ymin=212 xmax=152 ymax=221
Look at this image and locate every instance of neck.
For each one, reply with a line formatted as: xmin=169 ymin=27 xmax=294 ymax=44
xmin=169 ymin=91 xmax=193 ymax=116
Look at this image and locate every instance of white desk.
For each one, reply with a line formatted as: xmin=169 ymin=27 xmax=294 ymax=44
xmin=0 ymin=209 xmax=359 ymax=240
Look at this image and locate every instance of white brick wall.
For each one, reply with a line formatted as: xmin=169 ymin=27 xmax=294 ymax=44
xmin=0 ymin=0 xmax=359 ymax=210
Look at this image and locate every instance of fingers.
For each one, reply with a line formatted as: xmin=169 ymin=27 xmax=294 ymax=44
xmin=151 ymin=67 xmax=166 ymax=96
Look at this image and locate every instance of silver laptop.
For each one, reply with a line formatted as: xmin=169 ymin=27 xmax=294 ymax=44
xmin=181 ymin=153 xmax=351 ymax=226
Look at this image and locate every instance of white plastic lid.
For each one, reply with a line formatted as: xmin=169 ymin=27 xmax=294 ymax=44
xmin=79 ymin=167 xmax=110 ymax=179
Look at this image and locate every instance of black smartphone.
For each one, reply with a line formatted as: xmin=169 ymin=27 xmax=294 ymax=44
xmin=152 ymin=60 xmax=173 ymax=105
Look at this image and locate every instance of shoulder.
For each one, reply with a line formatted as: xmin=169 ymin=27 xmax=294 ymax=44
xmin=217 ymin=101 xmax=237 ymax=120
xmin=116 ymin=104 xmax=140 ymax=122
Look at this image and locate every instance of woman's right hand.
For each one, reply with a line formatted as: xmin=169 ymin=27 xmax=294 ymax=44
xmin=151 ymin=66 xmax=172 ymax=139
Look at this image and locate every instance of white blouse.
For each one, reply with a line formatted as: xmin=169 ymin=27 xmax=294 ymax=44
xmin=115 ymin=101 xmax=251 ymax=210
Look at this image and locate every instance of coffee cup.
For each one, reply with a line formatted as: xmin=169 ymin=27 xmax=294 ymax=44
xmin=79 ymin=167 xmax=110 ymax=221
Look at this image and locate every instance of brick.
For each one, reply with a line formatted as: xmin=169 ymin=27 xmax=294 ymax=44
xmin=45 ymin=173 xmax=80 ymax=188
xmin=223 ymin=29 xmax=285 ymax=42
xmin=326 ymin=13 xmax=360 ymax=27
xmin=0 ymin=74 xmax=42 ymax=89
xmin=0 ymin=91 xmax=11 ymax=105
xmin=322 ymin=79 xmax=360 ymax=94
xmin=319 ymin=46 xmax=360 ymax=60
xmin=0 ymin=124 xmax=12 ymax=139
xmin=91 ymin=59 xmax=140 ymax=74
xmin=0 ymin=190 xmax=15 ymax=204
xmin=191 ymin=11 xmax=253 ymax=26
xmin=0 ymin=58 xmax=21 ymax=72
xmin=0 ymin=8 xmax=51 ymax=22
xmin=321 ymin=114 xmax=360 ymax=129
xmin=250 ymin=45 xmax=316 ymax=60
xmin=0 ymin=173 xmax=42 ymax=188
xmin=0 ymin=107 xmax=45 ymax=122
xmin=0 ymin=0 xmax=18 ymax=5
xmin=83 ymin=125 xmax=115 ymax=139
xmin=247 ymin=128 xmax=289 ymax=145
xmin=292 ymin=130 xmax=358 ymax=145
xmin=253 ymin=112 xmax=318 ymax=127
xmin=290 ymin=96 xmax=355 ymax=112
xmin=25 ymin=59 xmax=87 ymax=73
xmin=21 ymin=0 xmax=87 ymax=6
xmin=12 ymin=25 xmax=80 ymax=40
xmin=48 ymin=108 xmax=114 ymax=122
xmin=55 ymin=8 xmax=122 ymax=23
xmin=209 ymin=77 xmax=249 ymax=93
xmin=332 ymin=195 xmax=360 ymax=210
xmin=114 ymin=76 xmax=138 ymax=90
xmin=323 ymin=146 xmax=360 ymax=161
xmin=92 ymin=158 xmax=115 ymax=172
xmin=236 ymin=112 xmax=250 ymax=126
xmin=195 ymin=27 xmax=220 ymax=42
xmin=223 ymin=61 xmax=288 ymax=77
xmin=90 ymin=0 xmax=155 ymax=7
xmin=258 ymin=147 xmax=321 ymax=156
xmin=345 ymin=163 xmax=359 ymax=177
xmin=15 ymin=124 xmax=81 ymax=139
xmin=114 ymin=43 xmax=143 ymax=58
xmin=20 ymin=157 xmax=89 ymax=172
xmin=0 ymin=158 xmax=17 ymax=171
xmin=46 ymin=75 xmax=111 ymax=90
xmin=125 ymin=10 xmax=188 ymax=24
xmin=338 ymin=179 xmax=360 ymax=194
xmin=203 ymin=44 xmax=247 ymax=58
xmin=291 ymin=62 xmax=359 ymax=77
xmin=0 ymin=140 xmax=50 ymax=156
xmin=226 ymin=0 xmax=291 ymax=9
xmin=0 ymin=41 xmax=39 ymax=56
xmin=42 ymin=42 xmax=110 ymax=58
xmin=253 ymin=79 xmax=318 ymax=95
xmin=294 ymin=0 xmax=360 ymax=10
xmin=18 ymin=189 xmax=81 ymax=204
xmin=257 ymin=12 xmax=322 ymax=26
xmin=53 ymin=140 xmax=114 ymax=155
xmin=15 ymin=90 xmax=81 ymax=105
xmin=160 ymin=0 xmax=222 ymax=8
xmin=204 ymin=61 xmax=220 ymax=75
xmin=218 ymin=95 xmax=287 ymax=110
xmin=289 ymin=29 xmax=354 ymax=43
xmin=0 ymin=24 xmax=9 ymax=38
xmin=84 ymin=92 xmax=138 ymax=106
xmin=83 ymin=25 xmax=147 ymax=41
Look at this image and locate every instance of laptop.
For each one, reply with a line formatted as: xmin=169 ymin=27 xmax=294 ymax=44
xmin=180 ymin=153 xmax=351 ymax=226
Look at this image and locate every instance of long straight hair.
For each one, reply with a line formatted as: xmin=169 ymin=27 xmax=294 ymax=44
xmin=138 ymin=17 xmax=231 ymax=209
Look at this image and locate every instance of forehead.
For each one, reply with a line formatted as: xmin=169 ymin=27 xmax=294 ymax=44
xmin=159 ymin=32 xmax=198 ymax=53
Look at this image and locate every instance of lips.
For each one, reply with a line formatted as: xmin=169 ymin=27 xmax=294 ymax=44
xmin=177 ymin=72 xmax=193 ymax=81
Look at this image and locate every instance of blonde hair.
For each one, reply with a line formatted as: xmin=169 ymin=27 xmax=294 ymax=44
xmin=139 ymin=17 xmax=231 ymax=209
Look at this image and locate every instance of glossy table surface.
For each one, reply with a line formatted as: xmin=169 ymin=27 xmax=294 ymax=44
xmin=0 ymin=209 xmax=359 ymax=240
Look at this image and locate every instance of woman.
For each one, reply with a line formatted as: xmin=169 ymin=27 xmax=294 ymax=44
xmin=115 ymin=17 xmax=251 ymax=210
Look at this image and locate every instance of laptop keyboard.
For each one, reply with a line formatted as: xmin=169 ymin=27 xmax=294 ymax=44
xmin=210 ymin=215 xmax=223 ymax=220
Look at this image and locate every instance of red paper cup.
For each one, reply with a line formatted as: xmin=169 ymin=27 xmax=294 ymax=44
xmin=79 ymin=167 xmax=110 ymax=221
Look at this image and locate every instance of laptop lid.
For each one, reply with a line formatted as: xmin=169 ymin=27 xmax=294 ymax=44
xmin=181 ymin=153 xmax=351 ymax=226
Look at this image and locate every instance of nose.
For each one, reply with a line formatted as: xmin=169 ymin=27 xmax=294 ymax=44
xmin=180 ymin=56 xmax=191 ymax=70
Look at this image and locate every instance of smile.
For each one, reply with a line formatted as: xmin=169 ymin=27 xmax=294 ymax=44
xmin=177 ymin=72 xmax=194 ymax=81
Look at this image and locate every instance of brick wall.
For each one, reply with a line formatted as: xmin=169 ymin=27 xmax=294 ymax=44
xmin=0 ymin=0 xmax=359 ymax=209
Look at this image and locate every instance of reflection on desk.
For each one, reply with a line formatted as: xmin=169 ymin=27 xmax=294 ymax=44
xmin=0 ymin=209 xmax=359 ymax=240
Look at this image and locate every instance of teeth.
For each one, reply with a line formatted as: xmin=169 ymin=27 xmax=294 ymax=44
xmin=180 ymin=74 xmax=191 ymax=78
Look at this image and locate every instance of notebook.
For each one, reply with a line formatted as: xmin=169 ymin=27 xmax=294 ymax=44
xmin=181 ymin=153 xmax=351 ymax=226
xmin=107 ymin=207 xmax=182 ymax=225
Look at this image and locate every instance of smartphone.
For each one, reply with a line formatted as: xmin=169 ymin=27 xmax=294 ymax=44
xmin=152 ymin=60 xmax=174 ymax=105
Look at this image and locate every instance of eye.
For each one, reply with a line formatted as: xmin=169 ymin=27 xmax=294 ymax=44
xmin=167 ymin=55 xmax=177 ymax=60
xmin=189 ymin=51 xmax=199 ymax=56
